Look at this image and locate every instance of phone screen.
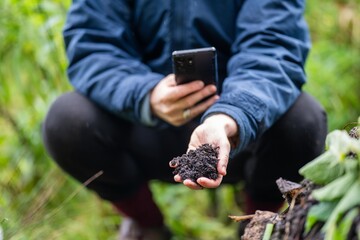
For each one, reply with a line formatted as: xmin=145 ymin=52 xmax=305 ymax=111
xmin=172 ymin=47 xmax=218 ymax=86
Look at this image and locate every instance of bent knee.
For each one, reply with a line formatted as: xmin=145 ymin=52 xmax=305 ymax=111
xmin=272 ymin=92 xmax=328 ymax=158
xmin=43 ymin=92 xmax=94 ymax=136
xmin=42 ymin=92 xmax=98 ymax=156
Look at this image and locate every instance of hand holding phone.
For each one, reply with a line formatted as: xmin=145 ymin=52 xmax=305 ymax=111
xmin=172 ymin=47 xmax=218 ymax=86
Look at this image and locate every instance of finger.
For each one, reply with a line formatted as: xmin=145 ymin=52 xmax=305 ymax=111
xmin=172 ymin=95 xmax=219 ymax=126
xmin=183 ymin=179 xmax=204 ymax=190
xmin=170 ymin=80 xmax=205 ymax=100
xmin=169 ymin=159 xmax=178 ymax=168
xmin=174 ymin=175 xmax=182 ymax=182
xmin=163 ymin=74 xmax=176 ymax=86
xmin=217 ymin=144 xmax=230 ymax=176
xmin=189 ymin=84 xmax=217 ymax=105
xmin=176 ymin=84 xmax=217 ymax=109
xmin=180 ymin=94 xmax=219 ymax=121
xmin=197 ymin=176 xmax=223 ymax=188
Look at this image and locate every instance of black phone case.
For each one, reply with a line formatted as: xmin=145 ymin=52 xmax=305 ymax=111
xmin=172 ymin=47 xmax=218 ymax=86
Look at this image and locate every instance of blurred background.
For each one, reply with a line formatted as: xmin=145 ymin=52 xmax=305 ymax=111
xmin=0 ymin=0 xmax=359 ymax=239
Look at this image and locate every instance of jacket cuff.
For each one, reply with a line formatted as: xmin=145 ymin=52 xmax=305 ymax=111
xmin=139 ymin=93 xmax=158 ymax=126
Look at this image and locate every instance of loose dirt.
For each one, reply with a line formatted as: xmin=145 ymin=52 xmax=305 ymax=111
xmin=170 ymin=143 xmax=219 ymax=184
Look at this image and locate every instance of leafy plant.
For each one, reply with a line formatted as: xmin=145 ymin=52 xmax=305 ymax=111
xmin=300 ymin=117 xmax=360 ymax=240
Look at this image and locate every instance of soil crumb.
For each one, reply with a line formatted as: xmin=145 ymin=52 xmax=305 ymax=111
xmin=170 ymin=143 xmax=219 ymax=183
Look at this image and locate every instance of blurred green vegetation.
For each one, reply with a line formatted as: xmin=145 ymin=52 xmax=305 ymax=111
xmin=304 ymin=0 xmax=360 ymax=129
xmin=0 ymin=0 xmax=359 ymax=239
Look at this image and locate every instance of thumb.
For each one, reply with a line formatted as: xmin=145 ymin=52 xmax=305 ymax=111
xmin=217 ymin=144 xmax=230 ymax=176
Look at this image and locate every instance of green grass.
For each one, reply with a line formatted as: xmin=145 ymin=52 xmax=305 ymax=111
xmin=1 ymin=0 xmax=359 ymax=239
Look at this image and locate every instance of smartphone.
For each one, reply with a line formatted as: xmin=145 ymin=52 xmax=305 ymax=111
xmin=172 ymin=47 xmax=218 ymax=86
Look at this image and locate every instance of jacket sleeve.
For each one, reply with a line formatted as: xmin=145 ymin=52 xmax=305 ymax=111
xmin=202 ymin=0 xmax=311 ymax=155
xmin=63 ymin=0 xmax=164 ymax=124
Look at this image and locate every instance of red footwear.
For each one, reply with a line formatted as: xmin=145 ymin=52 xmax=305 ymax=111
xmin=112 ymin=183 xmax=164 ymax=228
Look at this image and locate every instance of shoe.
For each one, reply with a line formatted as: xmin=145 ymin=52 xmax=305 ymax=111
xmin=118 ymin=217 xmax=172 ymax=240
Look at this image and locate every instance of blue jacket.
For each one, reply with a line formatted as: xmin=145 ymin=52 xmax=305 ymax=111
xmin=63 ymin=0 xmax=310 ymax=155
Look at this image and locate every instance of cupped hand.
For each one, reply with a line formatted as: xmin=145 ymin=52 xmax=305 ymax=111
xmin=172 ymin=114 xmax=239 ymax=190
xmin=150 ymin=74 xmax=219 ymax=126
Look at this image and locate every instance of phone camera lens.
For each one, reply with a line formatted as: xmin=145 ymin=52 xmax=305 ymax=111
xmin=187 ymin=58 xmax=193 ymax=65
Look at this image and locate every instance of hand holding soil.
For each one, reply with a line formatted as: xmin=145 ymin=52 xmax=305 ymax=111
xmin=170 ymin=143 xmax=221 ymax=189
xmin=173 ymin=114 xmax=237 ymax=189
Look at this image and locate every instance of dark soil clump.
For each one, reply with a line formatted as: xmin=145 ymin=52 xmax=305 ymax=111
xmin=170 ymin=143 xmax=219 ymax=183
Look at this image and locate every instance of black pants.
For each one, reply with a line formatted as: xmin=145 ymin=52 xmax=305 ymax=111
xmin=42 ymin=91 xmax=327 ymax=202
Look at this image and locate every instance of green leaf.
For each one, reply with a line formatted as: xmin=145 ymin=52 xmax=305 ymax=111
xmin=262 ymin=223 xmax=274 ymax=240
xmin=334 ymin=208 xmax=359 ymax=240
xmin=305 ymin=202 xmax=337 ymax=234
xmin=299 ymin=151 xmax=344 ymax=185
xmin=324 ymin=180 xmax=360 ymax=240
xmin=344 ymin=159 xmax=359 ymax=173
xmin=312 ymin=172 xmax=356 ymax=201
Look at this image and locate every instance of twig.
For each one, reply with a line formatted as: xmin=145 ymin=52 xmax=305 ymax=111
xmin=21 ymin=169 xmax=65 ymax=226
xmin=43 ymin=170 xmax=104 ymax=220
xmin=228 ymin=214 xmax=255 ymax=222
